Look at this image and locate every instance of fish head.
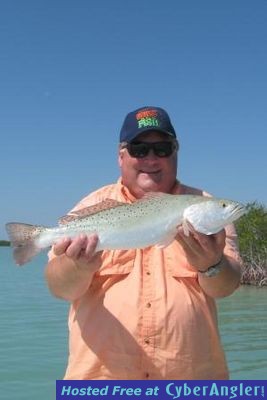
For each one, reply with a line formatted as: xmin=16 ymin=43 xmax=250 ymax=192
xmin=183 ymin=198 xmax=247 ymax=235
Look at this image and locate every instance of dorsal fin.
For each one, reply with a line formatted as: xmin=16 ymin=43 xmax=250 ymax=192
xmin=58 ymin=198 xmax=125 ymax=225
xmin=138 ymin=192 xmax=171 ymax=202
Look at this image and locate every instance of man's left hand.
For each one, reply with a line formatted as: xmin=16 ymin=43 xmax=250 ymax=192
xmin=176 ymin=224 xmax=226 ymax=272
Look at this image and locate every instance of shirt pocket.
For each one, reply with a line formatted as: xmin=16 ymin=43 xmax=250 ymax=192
xmin=164 ymin=241 xmax=197 ymax=278
xmin=96 ymin=249 xmax=136 ymax=276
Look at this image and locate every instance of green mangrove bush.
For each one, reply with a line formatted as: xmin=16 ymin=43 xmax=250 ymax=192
xmin=235 ymin=202 xmax=267 ymax=286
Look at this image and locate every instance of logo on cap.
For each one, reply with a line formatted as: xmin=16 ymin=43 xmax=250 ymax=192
xmin=136 ymin=109 xmax=160 ymax=129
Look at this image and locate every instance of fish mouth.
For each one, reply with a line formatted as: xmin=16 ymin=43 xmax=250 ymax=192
xmin=230 ymin=204 xmax=247 ymax=220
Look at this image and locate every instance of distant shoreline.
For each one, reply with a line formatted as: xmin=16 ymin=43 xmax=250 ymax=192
xmin=0 ymin=240 xmax=10 ymax=246
xmin=1 ymin=240 xmax=265 ymax=286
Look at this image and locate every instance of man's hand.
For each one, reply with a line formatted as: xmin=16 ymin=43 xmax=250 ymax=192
xmin=53 ymin=233 xmax=99 ymax=270
xmin=45 ymin=233 xmax=101 ymax=301
xmin=176 ymin=224 xmax=226 ymax=272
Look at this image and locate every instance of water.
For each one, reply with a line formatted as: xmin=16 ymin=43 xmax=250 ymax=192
xmin=0 ymin=248 xmax=68 ymax=400
xmin=0 ymin=248 xmax=266 ymax=399
xmin=218 ymin=285 xmax=267 ymax=379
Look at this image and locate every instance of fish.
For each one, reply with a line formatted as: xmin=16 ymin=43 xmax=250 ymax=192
xmin=5 ymin=193 xmax=246 ymax=266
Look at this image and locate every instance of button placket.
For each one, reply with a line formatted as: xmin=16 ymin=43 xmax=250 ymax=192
xmin=140 ymin=250 xmax=156 ymax=379
xmin=142 ymin=255 xmax=155 ymax=348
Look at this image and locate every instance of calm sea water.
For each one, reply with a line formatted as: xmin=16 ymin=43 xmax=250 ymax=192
xmin=0 ymin=248 xmax=266 ymax=399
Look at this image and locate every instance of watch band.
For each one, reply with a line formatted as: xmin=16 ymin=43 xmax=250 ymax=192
xmin=198 ymin=257 xmax=223 ymax=277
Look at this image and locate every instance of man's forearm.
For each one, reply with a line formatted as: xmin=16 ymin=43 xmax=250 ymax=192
xmin=45 ymin=254 xmax=101 ymax=302
xmin=198 ymin=256 xmax=242 ymax=298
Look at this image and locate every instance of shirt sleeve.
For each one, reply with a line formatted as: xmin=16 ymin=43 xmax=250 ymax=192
xmin=224 ymin=223 xmax=243 ymax=267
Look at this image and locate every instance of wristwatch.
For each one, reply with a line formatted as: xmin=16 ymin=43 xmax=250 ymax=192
xmin=198 ymin=258 xmax=223 ymax=277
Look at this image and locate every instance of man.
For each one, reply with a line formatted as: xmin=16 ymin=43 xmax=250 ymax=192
xmin=45 ymin=106 xmax=242 ymax=380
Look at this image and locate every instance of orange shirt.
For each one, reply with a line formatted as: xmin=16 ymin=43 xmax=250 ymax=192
xmin=49 ymin=180 xmax=241 ymax=380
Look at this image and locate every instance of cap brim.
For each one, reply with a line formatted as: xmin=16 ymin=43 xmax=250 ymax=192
xmin=128 ymin=128 xmax=176 ymax=142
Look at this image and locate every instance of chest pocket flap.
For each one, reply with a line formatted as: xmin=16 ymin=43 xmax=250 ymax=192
xmin=96 ymin=249 xmax=136 ymax=276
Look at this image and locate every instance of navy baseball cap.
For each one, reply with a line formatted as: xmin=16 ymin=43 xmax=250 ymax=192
xmin=120 ymin=106 xmax=176 ymax=143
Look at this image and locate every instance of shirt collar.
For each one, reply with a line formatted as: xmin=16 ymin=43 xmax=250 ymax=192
xmin=117 ymin=177 xmax=181 ymax=202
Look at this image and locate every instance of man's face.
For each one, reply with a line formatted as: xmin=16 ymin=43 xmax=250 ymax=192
xmin=118 ymin=131 xmax=178 ymax=199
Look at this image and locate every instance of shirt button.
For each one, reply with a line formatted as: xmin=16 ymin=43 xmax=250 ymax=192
xmin=146 ymin=302 xmax=151 ymax=308
xmin=144 ymin=338 xmax=150 ymax=344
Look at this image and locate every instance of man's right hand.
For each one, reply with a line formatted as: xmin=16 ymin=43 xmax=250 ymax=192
xmin=53 ymin=233 xmax=99 ymax=270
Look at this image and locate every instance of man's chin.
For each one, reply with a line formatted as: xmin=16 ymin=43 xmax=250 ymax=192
xmin=139 ymin=171 xmax=161 ymax=179
xmin=137 ymin=175 xmax=162 ymax=192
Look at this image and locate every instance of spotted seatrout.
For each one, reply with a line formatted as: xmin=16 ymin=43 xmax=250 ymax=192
xmin=5 ymin=193 xmax=246 ymax=265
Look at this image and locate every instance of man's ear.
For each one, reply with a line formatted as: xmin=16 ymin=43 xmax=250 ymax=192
xmin=118 ymin=147 xmax=123 ymax=167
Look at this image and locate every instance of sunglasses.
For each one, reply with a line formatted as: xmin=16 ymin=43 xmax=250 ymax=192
xmin=122 ymin=141 xmax=178 ymax=158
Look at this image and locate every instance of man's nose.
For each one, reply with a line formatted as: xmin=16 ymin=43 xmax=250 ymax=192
xmin=143 ymin=149 xmax=158 ymax=160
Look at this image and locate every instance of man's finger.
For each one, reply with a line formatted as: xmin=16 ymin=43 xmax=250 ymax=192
xmin=65 ymin=235 xmax=87 ymax=259
xmin=53 ymin=237 xmax=71 ymax=256
xmin=84 ymin=234 xmax=99 ymax=259
xmin=176 ymin=228 xmax=202 ymax=256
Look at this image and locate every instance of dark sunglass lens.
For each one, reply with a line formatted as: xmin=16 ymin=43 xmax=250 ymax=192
xmin=153 ymin=142 xmax=173 ymax=157
xmin=127 ymin=143 xmax=149 ymax=158
xmin=126 ymin=141 xmax=175 ymax=158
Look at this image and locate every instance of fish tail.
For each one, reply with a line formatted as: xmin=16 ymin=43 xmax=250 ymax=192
xmin=5 ymin=223 xmax=47 ymax=266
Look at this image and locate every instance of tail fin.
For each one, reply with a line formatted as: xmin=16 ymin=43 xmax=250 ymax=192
xmin=5 ymin=223 xmax=46 ymax=266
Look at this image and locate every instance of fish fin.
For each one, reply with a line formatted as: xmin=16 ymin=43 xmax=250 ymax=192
xmin=139 ymin=192 xmax=171 ymax=202
xmin=58 ymin=199 xmax=125 ymax=225
xmin=5 ymin=223 xmax=46 ymax=266
xmin=156 ymin=229 xmax=178 ymax=249
xmin=12 ymin=242 xmax=42 ymax=266
xmin=182 ymin=219 xmax=194 ymax=237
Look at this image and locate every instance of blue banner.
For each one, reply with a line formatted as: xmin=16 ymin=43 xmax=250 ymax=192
xmin=56 ymin=380 xmax=266 ymax=400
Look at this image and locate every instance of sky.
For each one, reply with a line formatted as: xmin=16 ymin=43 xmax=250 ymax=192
xmin=1 ymin=0 xmax=266 ymax=239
